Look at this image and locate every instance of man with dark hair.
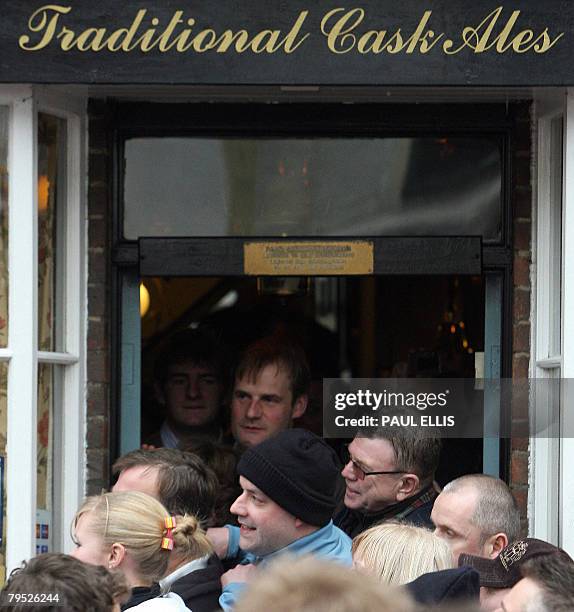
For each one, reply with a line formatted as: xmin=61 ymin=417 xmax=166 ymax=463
xmin=230 ymin=336 xmax=310 ymax=449
xmin=334 ymin=428 xmax=441 ymax=537
xmin=431 ymin=474 xmax=522 ymax=563
xmin=112 ymin=447 xmax=218 ymax=523
xmin=458 ymin=537 xmax=574 ymax=610
xmin=499 ymin=552 xmax=574 ymax=611
xmin=147 ymin=328 xmax=229 ymax=448
xmin=112 ymin=447 xmax=224 ymax=612
xmin=207 ymin=429 xmax=352 ymax=611
xmin=1 ymin=553 xmax=129 ymax=611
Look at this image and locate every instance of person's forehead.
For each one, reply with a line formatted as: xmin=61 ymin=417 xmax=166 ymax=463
xmin=349 ymin=437 xmax=395 ymax=467
xmin=239 ymin=476 xmax=271 ymax=500
xmin=116 ymin=465 xmax=160 ymax=495
xmin=433 ymin=489 xmax=478 ymax=526
xmin=235 ymin=363 xmax=292 ymax=390
xmin=74 ymin=510 xmax=99 ymax=538
xmin=125 ymin=464 xmax=159 ymax=479
xmin=167 ymin=360 xmax=215 ymax=375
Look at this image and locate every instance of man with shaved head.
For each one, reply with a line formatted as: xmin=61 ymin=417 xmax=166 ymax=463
xmin=431 ymin=474 xmax=521 ymax=563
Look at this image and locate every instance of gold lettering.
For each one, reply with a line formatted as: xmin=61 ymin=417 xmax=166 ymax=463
xmin=18 ymin=4 xmax=561 ymax=60
xmin=384 ymin=31 xmax=406 ymax=54
xmin=506 ymin=29 xmax=534 ymax=52
xmin=443 ymin=7 xmax=504 ymax=54
xmin=131 ymin=16 xmax=161 ymax=52
xmin=533 ymin=29 xmax=564 ymax=53
xmin=156 ymin=11 xmax=185 ymax=52
xmin=404 ymin=11 xmax=436 ymax=53
xmin=321 ymin=8 xmax=364 ymax=54
xmin=250 ymin=30 xmax=281 ymax=53
xmin=443 ymin=7 xmax=563 ymax=56
xmin=357 ymin=30 xmax=388 ymax=54
xmin=281 ymin=11 xmax=310 ymax=53
xmin=211 ymin=30 xmax=250 ymax=52
xmin=106 ymin=10 xmax=148 ymax=51
xmin=419 ymin=30 xmax=444 ymax=53
xmin=75 ymin=27 xmax=107 ymax=51
xmin=492 ymin=11 xmax=522 ymax=52
xmin=19 ymin=4 xmax=71 ymax=51
xmin=191 ymin=29 xmax=219 ymax=52
xmin=169 ymin=19 xmax=195 ymax=52
xmin=56 ymin=26 xmax=76 ymax=50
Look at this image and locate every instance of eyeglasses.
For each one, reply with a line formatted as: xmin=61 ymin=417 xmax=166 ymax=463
xmin=342 ymin=445 xmax=405 ymax=481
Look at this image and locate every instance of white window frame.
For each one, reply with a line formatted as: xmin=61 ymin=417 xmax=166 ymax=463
xmin=561 ymin=89 xmax=574 ymax=555
xmin=531 ymin=97 xmax=563 ymax=544
xmin=531 ymin=90 xmax=574 ymax=556
xmin=0 ymin=85 xmax=87 ymax=571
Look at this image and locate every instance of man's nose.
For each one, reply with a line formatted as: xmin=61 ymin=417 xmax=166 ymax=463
xmin=245 ymin=398 xmax=263 ymax=419
xmin=341 ymin=460 xmax=357 ymax=481
xmin=186 ymin=376 xmax=200 ymax=398
xmin=230 ymin=492 xmax=247 ymax=516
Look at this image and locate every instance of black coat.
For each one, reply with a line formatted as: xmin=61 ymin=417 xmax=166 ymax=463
xmin=334 ymin=486 xmax=436 ymax=538
xmin=168 ymin=554 xmax=223 ymax=612
xmin=122 ymin=584 xmax=162 ymax=610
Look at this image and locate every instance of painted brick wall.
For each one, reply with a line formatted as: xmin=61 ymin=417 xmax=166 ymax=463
xmin=86 ymin=100 xmax=112 ymax=495
xmin=510 ymin=102 xmax=532 ymax=532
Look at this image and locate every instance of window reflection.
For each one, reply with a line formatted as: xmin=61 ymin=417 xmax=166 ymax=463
xmin=0 ymin=106 xmax=8 ymax=348
xmin=124 ymin=137 xmax=502 ymax=241
xmin=36 ymin=363 xmax=63 ymax=555
xmin=38 ymin=114 xmax=66 ymax=352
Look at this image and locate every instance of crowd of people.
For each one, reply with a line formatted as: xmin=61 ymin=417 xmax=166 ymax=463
xmin=2 ymin=329 xmax=574 ymax=611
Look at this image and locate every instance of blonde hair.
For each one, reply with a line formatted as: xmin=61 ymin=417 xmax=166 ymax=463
xmin=352 ymin=521 xmax=454 ymax=585
xmin=234 ymin=556 xmax=415 ymax=612
xmin=72 ymin=491 xmax=212 ymax=583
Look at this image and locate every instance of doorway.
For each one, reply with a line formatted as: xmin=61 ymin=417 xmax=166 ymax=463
xmin=124 ymin=272 xmax=489 ymax=483
xmin=110 ymin=101 xmax=514 ymax=483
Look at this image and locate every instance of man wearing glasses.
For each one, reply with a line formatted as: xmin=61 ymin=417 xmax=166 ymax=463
xmin=334 ymin=428 xmax=441 ymax=537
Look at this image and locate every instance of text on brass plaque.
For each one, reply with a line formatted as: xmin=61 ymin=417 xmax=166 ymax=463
xmin=244 ymin=241 xmax=374 ymax=275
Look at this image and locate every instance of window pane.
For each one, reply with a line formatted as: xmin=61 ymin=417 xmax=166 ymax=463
xmin=549 ymin=117 xmax=563 ymax=357
xmin=124 ymin=137 xmax=502 ymax=241
xmin=0 ymin=107 xmax=8 ymax=348
xmin=0 ymin=362 xmax=7 ymax=574
xmin=38 ymin=114 xmax=66 ymax=353
xmin=36 ymin=363 xmax=63 ymax=555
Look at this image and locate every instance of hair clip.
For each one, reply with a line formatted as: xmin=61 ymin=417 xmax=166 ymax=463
xmin=161 ymin=516 xmax=177 ymax=550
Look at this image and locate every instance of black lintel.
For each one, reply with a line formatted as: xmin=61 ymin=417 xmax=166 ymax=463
xmin=139 ymin=236 xmax=481 ymax=276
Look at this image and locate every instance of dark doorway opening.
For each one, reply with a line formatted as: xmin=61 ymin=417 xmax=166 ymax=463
xmin=139 ymin=274 xmax=485 ymax=483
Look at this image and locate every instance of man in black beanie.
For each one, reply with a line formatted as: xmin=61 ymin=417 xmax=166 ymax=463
xmin=209 ymin=429 xmax=352 ymax=612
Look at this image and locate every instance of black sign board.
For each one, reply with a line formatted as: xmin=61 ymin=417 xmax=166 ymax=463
xmin=0 ymin=1 xmax=572 ymax=85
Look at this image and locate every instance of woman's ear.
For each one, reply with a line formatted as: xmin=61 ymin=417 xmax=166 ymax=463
xmin=107 ymin=543 xmax=126 ymax=569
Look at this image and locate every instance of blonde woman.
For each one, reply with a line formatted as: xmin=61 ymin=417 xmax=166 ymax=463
xmin=71 ymin=491 xmax=213 ymax=611
xmin=352 ymin=521 xmax=454 ymax=585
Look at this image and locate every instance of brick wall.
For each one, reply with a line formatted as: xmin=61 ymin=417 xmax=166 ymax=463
xmin=510 ymin=102 xmax=533 ymax=531
xmin=86 ymin=100 xmax=112 ymax=495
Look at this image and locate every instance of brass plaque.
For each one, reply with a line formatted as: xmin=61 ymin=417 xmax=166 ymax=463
xmin=244 ymin=241 xmax=374 ymax=275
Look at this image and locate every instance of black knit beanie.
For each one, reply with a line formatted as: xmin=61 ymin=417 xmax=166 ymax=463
xmin=237 ymin=429 xmax=341 ymax=527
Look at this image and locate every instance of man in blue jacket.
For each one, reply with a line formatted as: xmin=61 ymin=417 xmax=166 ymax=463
xmin=209 ymin=429 xmax=352 ymax=611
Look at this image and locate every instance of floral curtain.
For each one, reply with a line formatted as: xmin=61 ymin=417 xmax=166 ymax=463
xmin=36 ymin=114 xmax=60 ymax=512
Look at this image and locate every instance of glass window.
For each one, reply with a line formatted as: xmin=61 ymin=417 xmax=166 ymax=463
xmin=124 ymin=137 xmax=502 ymax=241
xmin=0 ymin=362 xmax=7 ymax=573
xmin=549 ymin=117 xmax=563 ymax=357
xmin=0 ymin=106 xmax=8 ymax=348
xmin=36 ymin=363 xmax=63 ymax=555
xmin=38 ymin=114 xmax=66 ymax=353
